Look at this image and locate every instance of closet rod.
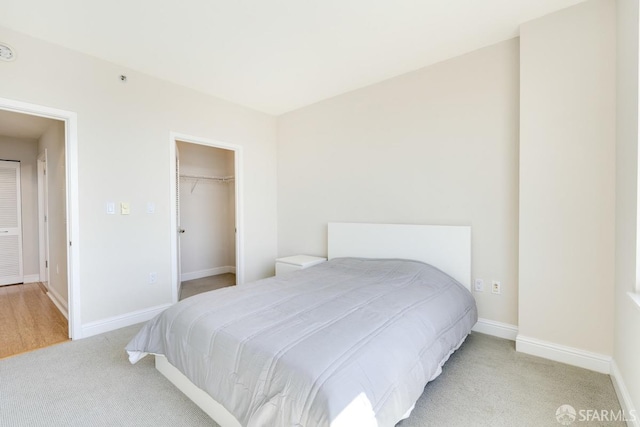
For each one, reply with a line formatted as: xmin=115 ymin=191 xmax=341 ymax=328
xmin=179 ymin=174 xmax=235 ymax=182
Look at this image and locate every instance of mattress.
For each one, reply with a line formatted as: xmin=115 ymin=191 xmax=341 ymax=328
xmin=126 ymin=258 xmax=477 ymax=427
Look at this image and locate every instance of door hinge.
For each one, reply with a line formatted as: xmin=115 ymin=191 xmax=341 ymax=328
xmin=69 ymin=241 xmax=72 ymax=247
xmin=44 ymin=215 xmax=47 ymax=222
xmin=45 ymin=260 xmax=48 ymax=268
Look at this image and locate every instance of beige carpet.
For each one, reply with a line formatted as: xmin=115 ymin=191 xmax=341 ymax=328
xmin=398 ymin=332 xmax=623 ymax=426
xmin=179 ymin=273 xmax=235 ymax=300
xmin=0 ymin=326 xmax=623 ymax=426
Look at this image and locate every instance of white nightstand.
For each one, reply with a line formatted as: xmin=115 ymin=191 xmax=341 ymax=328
xmin=275 ymin=255 xmax=327 ymax=276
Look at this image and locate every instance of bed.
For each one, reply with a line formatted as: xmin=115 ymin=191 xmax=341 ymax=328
xmin=126 ymin=222 xmax=477 ymax=427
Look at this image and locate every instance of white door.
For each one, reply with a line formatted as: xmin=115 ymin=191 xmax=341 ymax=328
xmin=176 ymin=145 xmax=183 ymax=296
xmin=37 ymin=151 xmax=50 ymax=290
xmin=0 ymin=160 xmax=23 ymax=286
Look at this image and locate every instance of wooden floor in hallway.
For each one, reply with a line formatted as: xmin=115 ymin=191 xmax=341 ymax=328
xmin=0 ymin=282 xmax=69 ymax=359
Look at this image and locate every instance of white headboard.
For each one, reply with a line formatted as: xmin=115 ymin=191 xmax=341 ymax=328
xmin=327 ymin=222 xmax=471 ymax=289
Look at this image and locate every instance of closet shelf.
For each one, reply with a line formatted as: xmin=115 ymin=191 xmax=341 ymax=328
xmin=179 ymin=174 xmax=235 ymax=193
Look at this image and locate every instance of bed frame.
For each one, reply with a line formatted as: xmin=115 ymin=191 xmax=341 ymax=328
xmin=328 ymin=222 xmax=471 ymax=289
xmin=156 ymin=222 xmax=472 ymax=426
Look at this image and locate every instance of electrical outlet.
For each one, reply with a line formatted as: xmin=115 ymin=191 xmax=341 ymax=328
xmin=149 ymin=272 xmax=157 ymax=284
xmin=474 ymin=278 xmax=484 ymax=292
xmin=491 ymin=280 xmax=501 ymax=294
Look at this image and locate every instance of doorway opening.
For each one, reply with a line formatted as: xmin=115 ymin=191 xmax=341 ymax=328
xmin=169 ymin=133 xmax=243 ymax=303
xmin=0 ymin=97 xmax=80 ymax=341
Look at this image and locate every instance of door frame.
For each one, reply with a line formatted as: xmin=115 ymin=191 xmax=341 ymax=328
xmin=0 ymin=97 xmax=81 ymax=339
xmin=169 ymin=132 xmax=244 ymax=304
xmin=37 ymin=150 xmax=49 ymax=291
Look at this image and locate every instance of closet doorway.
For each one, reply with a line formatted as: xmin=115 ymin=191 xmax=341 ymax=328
xmin=169 ymin=133 xmax=243 ymax=303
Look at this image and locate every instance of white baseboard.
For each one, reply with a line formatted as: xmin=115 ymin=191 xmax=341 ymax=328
xmin=181 ymin=266 xmax=236 ymax=282
xmin=23 ymin=274 xmax=40 ymax=283
xmin=47 ymin=289 xmax=68 ymax=320
xmin=81 ymin=303 xmax=172 ymax=339
xmin=472 ymin=318 xmax=518 ymax=340
xmin=516 ymin=334 xmax=611 ymax=374
xmin=610 ymin=360 xmax=640 ymax=427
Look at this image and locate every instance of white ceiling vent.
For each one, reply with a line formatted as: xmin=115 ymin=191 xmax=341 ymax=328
xmin=0 ymin=43 xmax=16 ymax=61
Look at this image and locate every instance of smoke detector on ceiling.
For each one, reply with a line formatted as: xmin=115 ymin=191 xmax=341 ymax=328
xmin=0 ymin=43 xmax=16 ymax=61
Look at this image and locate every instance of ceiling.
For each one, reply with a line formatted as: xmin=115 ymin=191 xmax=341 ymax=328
xmin=0 ymin=0 xmax=585 ymax=115
xmin=0 ymin=109 xmax=58 ymax=140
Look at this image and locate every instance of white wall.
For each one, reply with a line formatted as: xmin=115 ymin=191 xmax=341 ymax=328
xmin=278 ymin=39 xmax=520 ymax=325
xmin=38 ymin=121 xmax=68 ymax=305
xmin=518 ymin=0 xmax=616 ymax=355
xmin=177 ymin=141 xmax=235 ymax=277
xmin=615 ymin=0 xmax=640 ymax=416
xmin=0 ymin=135 xmax=38 ymax=277
xmin=0 ymin=25 xmax=277 ymax=331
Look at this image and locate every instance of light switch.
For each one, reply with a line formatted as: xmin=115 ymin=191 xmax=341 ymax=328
xmin=106 ymin=202 xmax=115 ymax=215
xmin=146 ymin=202 xmax=155 ymax=214
xmin=120 ymin=202 xmax=130 ymax=215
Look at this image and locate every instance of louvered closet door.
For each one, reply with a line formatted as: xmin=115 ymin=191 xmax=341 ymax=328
xmin=0 ymin=161 xmax=23 ymax=286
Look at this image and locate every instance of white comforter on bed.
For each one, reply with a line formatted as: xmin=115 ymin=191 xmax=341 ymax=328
xmin=126 ymin=258 xmax=477 ymax=427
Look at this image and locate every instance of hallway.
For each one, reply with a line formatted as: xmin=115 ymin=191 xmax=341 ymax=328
xmin=0 ymin=282 xmax=68 ymax=359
